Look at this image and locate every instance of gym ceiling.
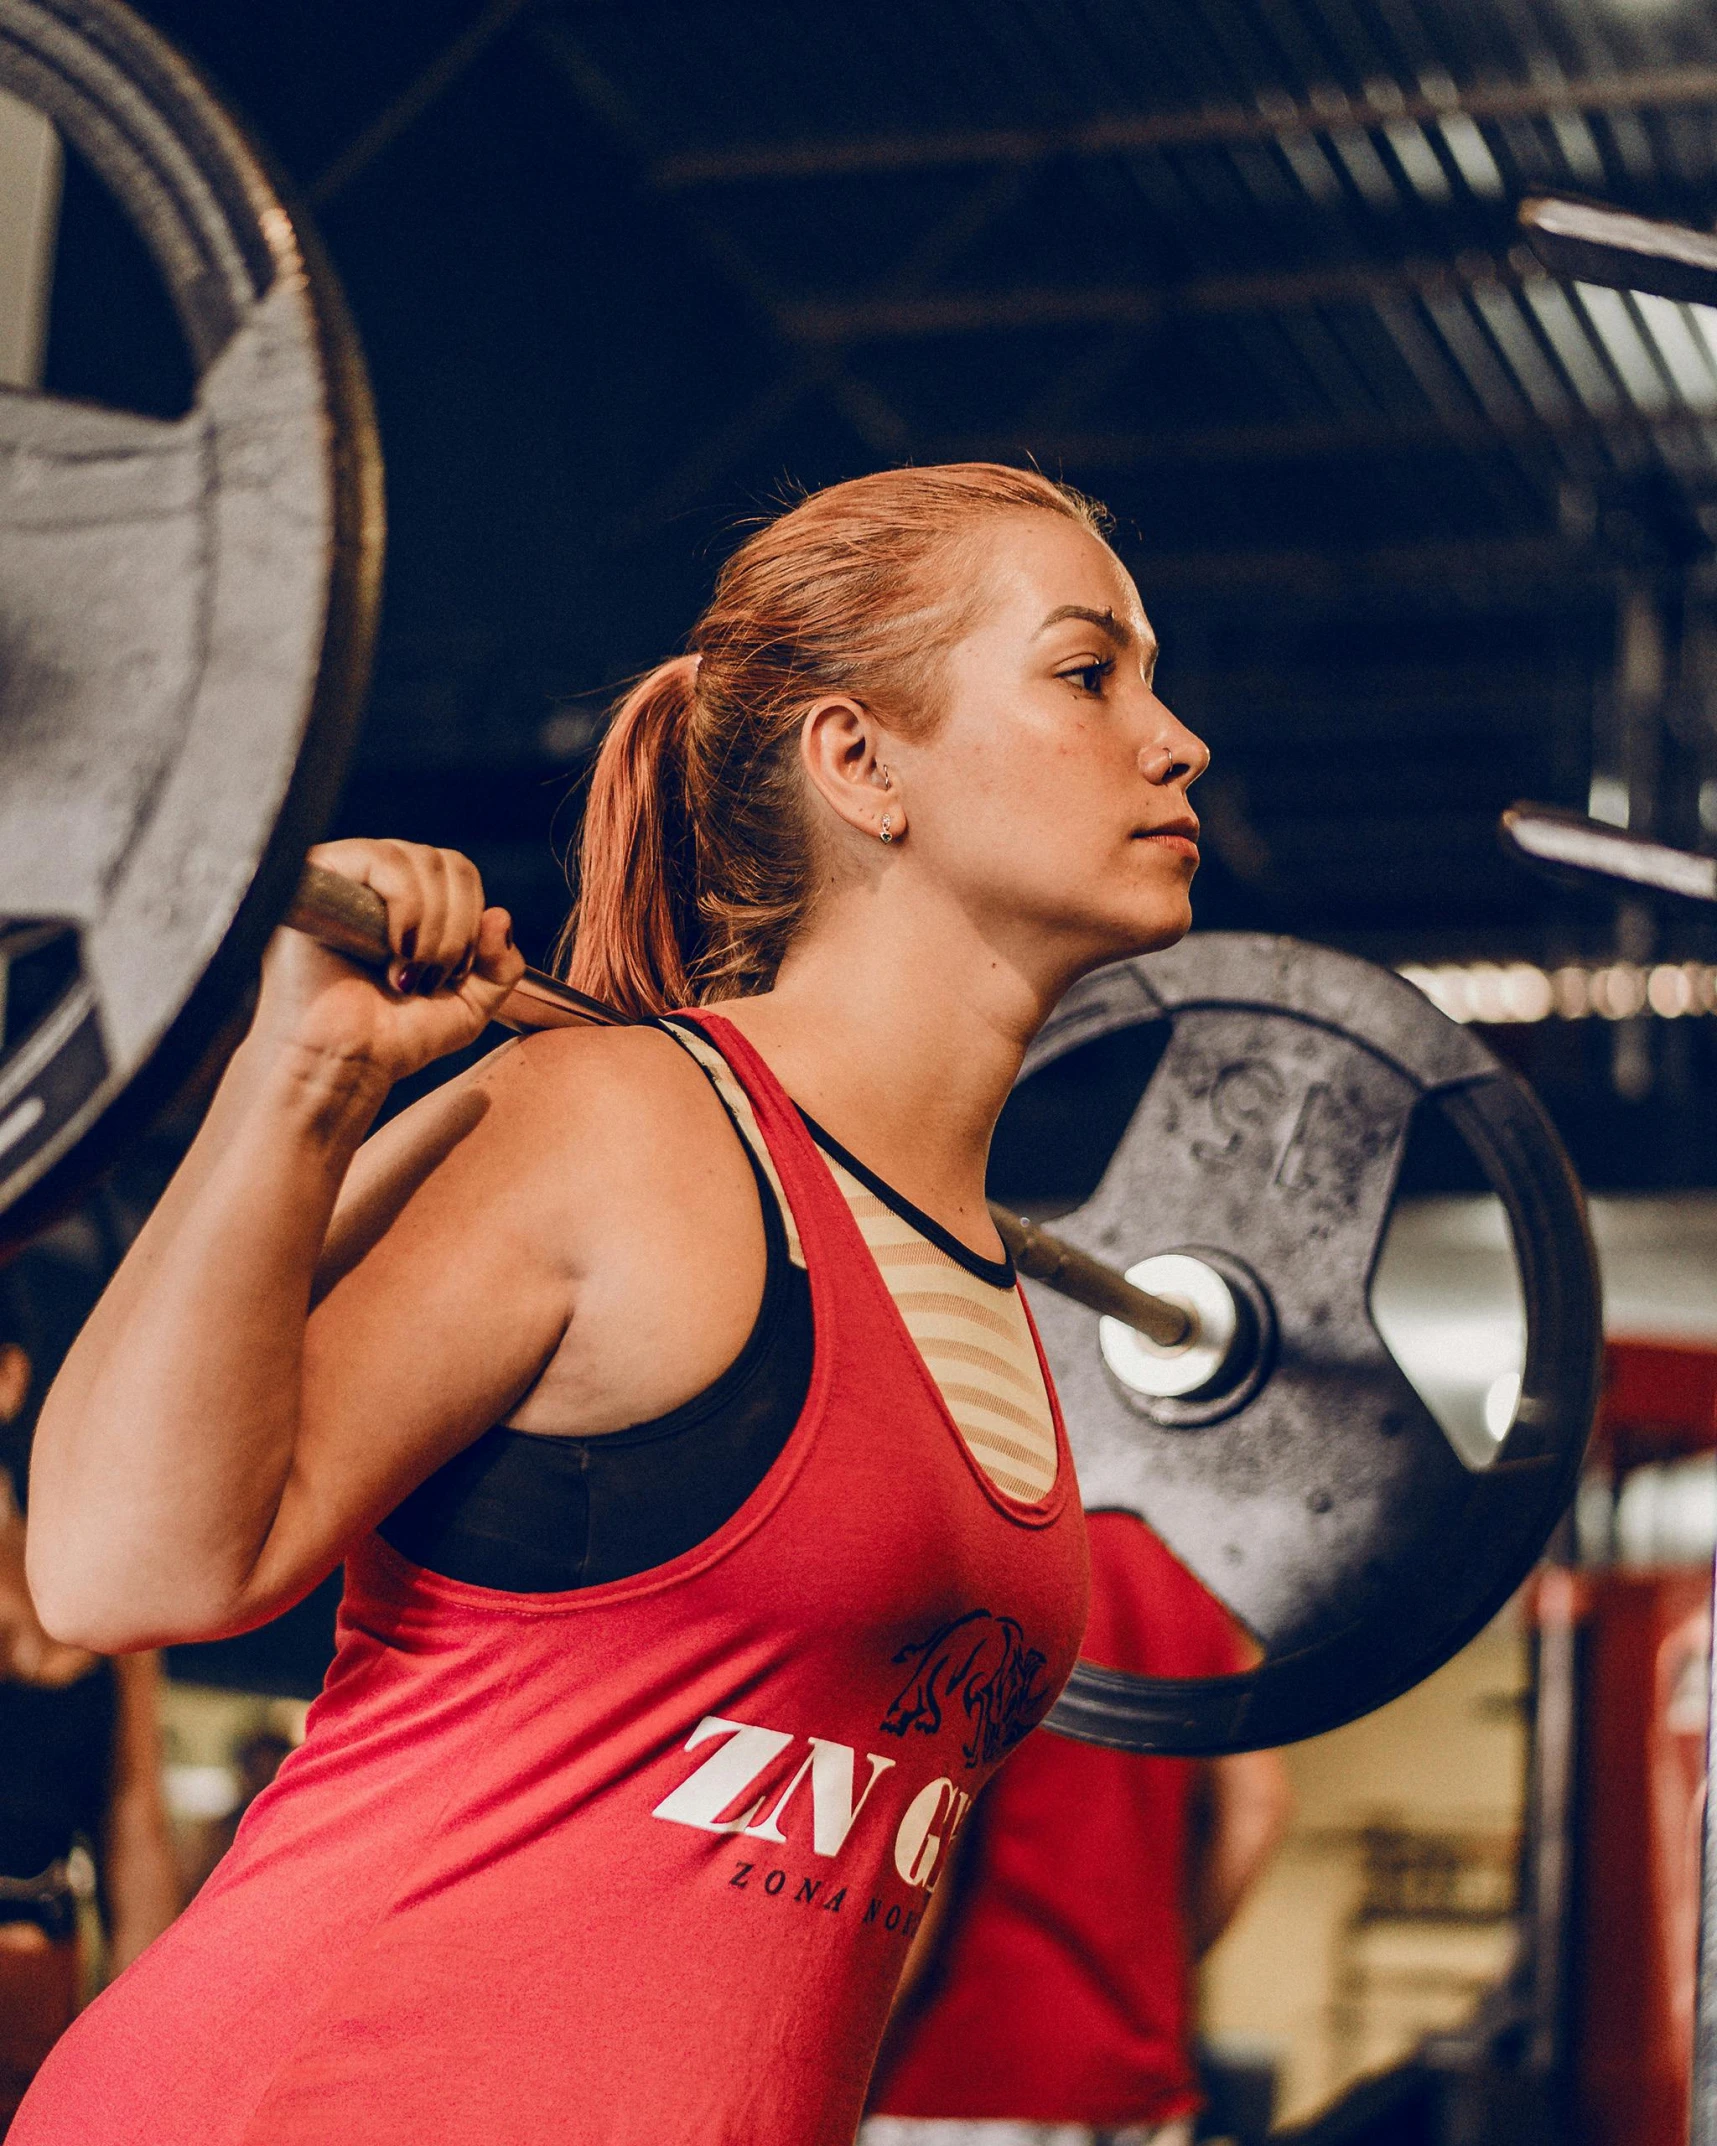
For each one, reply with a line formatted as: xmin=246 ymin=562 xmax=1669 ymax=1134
xmin=41 ymin=0 xmax=1717 ymax=1186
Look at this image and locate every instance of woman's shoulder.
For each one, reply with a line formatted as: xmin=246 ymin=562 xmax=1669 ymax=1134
xmin=461 ymin=1021 xmax=757 ymax=1205
xmin=473 ymin=1019 xmax=725 ymax=1136
xmin=326 ymin=1022 xmax=757 ymax=1300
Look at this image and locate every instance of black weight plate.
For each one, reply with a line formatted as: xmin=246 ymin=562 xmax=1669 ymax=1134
xmin=0 ymin=0 xmax=382 ymax=1248
xmin=1019 ymin=935 xmax=1600 ymax=1757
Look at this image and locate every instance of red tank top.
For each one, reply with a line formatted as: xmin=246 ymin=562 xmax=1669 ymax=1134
xmin=871 ymin=1512 xmax=1243 ymax=2128
xmin=15 ymin=1018 xmax=1088 ymax=2146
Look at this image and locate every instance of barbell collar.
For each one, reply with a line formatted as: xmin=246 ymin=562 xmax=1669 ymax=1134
xmin=983 ymin=1210 xmax=1194 ymax=1349
xmin=286 ymin=862 xmax=1194 ymax=1348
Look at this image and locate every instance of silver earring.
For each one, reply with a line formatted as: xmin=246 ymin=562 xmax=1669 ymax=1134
xmin=879 ymin=815 xmax=895 ymax=844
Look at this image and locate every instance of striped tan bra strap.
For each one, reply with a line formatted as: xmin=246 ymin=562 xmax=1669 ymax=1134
xmin=661 ymin=1019 xmax=1059 ymax=1505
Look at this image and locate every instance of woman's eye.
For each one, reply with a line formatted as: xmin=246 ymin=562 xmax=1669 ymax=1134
xmin=1059 ymin=659 xmax=1113 ymax=697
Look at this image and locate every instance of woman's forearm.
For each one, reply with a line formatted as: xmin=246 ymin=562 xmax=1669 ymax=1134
xmin=27 ymin=1038 xmax=388 ymax=1648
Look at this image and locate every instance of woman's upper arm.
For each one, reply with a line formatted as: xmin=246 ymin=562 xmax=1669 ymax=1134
xmin=240 ymin=1039 xmax=591 ymax=1613
xmin=234 ymin=1025 xmax=762 ymax=1622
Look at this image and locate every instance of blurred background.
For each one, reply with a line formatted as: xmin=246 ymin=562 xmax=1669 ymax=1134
xmin=14 ymin=0 xmax=1717 ymax=2138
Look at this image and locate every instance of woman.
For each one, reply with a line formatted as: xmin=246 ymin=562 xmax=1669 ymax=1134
xmin=16 ymin=463 xmax=1207 ymax=2146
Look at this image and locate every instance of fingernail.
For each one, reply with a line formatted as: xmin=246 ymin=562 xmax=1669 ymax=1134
xmin=415 ymin=967 xmax=445 ymax=996
xmin=400 ymin=928 xmax=417 ymax=962
xmin=392 ymin=962 xmax=420 ymax=994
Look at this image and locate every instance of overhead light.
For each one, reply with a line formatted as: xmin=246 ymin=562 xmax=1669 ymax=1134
xmin=1587 ymin=774 xmax=1630 ymax=828
xmin=1399 ymin=959 xmax=1717 ymax=1024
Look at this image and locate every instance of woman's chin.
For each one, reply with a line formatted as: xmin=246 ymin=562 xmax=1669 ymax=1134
xmin=1084 ymin=904 xmax=1194 ymax=968
xmin=1140 ymin=915 xmax=1193 ymax=956
xmin=1135 ymin=886 xmax=1197 ymax=950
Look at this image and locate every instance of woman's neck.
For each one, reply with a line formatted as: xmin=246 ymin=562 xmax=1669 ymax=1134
xmin=714 ymin=893 xmax=1073 ymax=1258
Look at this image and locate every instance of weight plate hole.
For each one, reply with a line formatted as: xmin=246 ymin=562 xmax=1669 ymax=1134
xmin=1370 ymin=1099 xmax=1528 ymax=1473
xmin=39 ymin=138 xmax=198 ymax=419
xmin=1 ymin=923 xmax=81 ymax=1053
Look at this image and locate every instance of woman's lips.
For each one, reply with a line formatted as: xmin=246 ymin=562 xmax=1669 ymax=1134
xmin=1135 ymin=827 xmax=1200 ymax=860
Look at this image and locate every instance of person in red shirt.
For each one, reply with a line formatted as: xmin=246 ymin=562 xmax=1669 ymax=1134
xmin=866 ymin=1509 xmax=1291 ymax=2146
xmin=16 ymin=463 xmax=1209 ymax=2146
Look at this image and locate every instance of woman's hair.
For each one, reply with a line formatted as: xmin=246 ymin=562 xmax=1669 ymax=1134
xmin=556 ymin=462 xmax=1108 ymax=1015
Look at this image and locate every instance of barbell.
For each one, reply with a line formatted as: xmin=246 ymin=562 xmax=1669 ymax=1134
xmin=1 ymin=0 xmax=1604 ymax=1755
xmin=285 ymin=880 xmax=1601 ymax=1758
xmin=288 ymin=863 xmax=1197 ymax=1353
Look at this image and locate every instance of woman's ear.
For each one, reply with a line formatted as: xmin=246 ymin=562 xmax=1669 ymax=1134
xmin=799 ymin=698 xmax=907 ymax=846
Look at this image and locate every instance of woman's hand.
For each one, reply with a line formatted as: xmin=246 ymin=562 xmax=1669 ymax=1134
xmin=255 ymin=839 xmax=527 ymax=1088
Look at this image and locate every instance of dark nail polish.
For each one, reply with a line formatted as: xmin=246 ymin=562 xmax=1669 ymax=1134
xmin=393 ymin=963 xmax=420 ymax=994
xmin=415 ymin=967 xmax=445 ymax=996
xmin=400 ymin=928 xmax=417 ymax=962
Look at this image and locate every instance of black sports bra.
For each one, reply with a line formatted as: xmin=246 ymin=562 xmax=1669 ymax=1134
xmin=380 ymin=1027 xmax=1026 ymax=1593
xmin=379 ymin=1110 xmax=812 ymax=1591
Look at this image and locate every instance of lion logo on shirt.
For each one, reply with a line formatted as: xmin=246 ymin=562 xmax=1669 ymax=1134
xmin=880 ymin=1609 xmax=1049 ymax=1768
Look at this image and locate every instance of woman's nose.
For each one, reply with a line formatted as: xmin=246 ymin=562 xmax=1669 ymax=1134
xmin=1138 ymin=719 xmax=1210 ymax=785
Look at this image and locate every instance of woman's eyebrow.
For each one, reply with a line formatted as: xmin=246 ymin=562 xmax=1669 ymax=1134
xmin=1034 ymin=604 xmax=1133 ymax=648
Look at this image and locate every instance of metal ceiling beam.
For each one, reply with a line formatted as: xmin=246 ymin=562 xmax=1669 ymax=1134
xmin=308 ymin=0 xmax=541 ymax=208
xmin=653 ymin=62 xmax=1717 ymax=191
xmin=530 ymin=17 xmax=924 ymax=516
xmin=938 ymin=403 xmax=1717 ymax=469
xmin=777 ymin=254 xmax=1531 ymax=343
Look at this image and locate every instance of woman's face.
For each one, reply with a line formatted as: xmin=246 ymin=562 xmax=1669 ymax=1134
xmin=898 ymin=511 xmax=1209 ymax=988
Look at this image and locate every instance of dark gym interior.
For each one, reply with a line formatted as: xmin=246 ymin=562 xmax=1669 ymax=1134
xmin=10 ymin=2 xmax=1717 ymax=2141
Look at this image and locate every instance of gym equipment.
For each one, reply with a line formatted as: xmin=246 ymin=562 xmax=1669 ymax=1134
xmin=0 ymin=0 xmax=1605 ymax=1760
xmin=1509 ymin=194 xmax=1717 ymax=2146
xmin=285 ymin=872 xmax=1603 ymax=1759
xmin=0 ymin=0 xmax=383 ymax=1249
xmin=1015 ymin=938 xmax=1599 ymax=1755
